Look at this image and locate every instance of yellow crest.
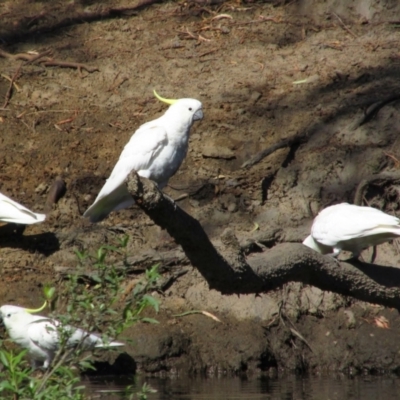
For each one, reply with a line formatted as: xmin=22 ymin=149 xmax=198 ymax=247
xmin=153 ymin=90 xmax=178 ymax=105
xmin=25 ymin=301 xmax=47 ymax=314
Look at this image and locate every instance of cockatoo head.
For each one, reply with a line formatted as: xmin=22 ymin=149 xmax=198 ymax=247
xmin=0 ymin=302 xmax=47 ymax=330
xmin=154 ymin=90 xmax=203 ymax=124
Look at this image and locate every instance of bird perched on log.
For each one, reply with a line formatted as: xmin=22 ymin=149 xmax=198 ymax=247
xmin=83 ymin=90 xmax=203 ymax=222
xmin=0 ymin=192 xmax=45 ymax=225
xmin=0 ymin=302 xmax=124 ymax=369
xmin=302 ymin=202 xmax=400 ymax=258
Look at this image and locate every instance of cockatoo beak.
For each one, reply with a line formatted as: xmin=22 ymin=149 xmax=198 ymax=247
xmin=193 ymin=109 xmax=203 ymax=121
xmin=25 ymin=301 xmax=47 ymax=314
xmin=153 ymin=90 xmax=178 ymax=105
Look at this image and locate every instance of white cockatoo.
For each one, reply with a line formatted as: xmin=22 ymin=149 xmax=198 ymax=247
xmin=0 ymin=192 xmax=45 ymax=224
xmin=83 ymin=90 xmax=203 ymax=222
xmin=302 ymin=202 xmax=400 ymax=257
xmin=0 ymin=303 xmax=124 ymax=368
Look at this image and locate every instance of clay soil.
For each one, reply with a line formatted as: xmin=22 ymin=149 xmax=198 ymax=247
xmin=2 ymin=0 xmax=400 ymax=376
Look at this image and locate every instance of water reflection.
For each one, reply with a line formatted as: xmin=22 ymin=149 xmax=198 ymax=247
xmin=84 ymin=374 xmax=400 ymax=400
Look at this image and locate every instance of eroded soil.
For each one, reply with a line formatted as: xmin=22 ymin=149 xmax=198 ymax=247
xmin=1 ymin=0 xmax=400 ymax=375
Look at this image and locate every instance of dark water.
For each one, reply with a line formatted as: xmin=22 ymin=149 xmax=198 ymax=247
xmin=84 ymin=375 xmax=400 ymax=399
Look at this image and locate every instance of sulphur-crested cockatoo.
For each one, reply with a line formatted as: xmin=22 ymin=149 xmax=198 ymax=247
xmin=0 ymin=303 xmax=124 ymax=368
xmin=303 ymin=202 xmax=400 ymax=257
xmin=0 ymin=192 xmax=45 ymax=224
xmin=83 ymin=90 xmax=203 ymax=222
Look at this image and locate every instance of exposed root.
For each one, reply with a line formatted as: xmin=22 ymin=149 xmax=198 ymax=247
xmin=0 ymin=48 xmax=99 ymax=74
xmin=0 ymin=1 xmax=165 ymax=42
xmin=241 ymin=133 xmax=307 ymax=169
xmin=351 ymin=94 xmax=400 ymax=130
xmin=353 ymin=171 xmax=400 ymax=206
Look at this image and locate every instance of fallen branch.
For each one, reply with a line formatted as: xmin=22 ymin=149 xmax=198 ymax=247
xmin=125 ymin=171 xmax=400 ymax=309
xmin=241 ymin=133 xmax=307 ymax=169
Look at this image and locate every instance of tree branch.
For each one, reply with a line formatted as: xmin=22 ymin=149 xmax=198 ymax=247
xmin=125 ymin=171 xmax=400 ymax=309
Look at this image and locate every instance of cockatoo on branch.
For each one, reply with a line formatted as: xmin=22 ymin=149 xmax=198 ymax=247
xmin=83 ymin=90 xmax=203 ymax=222
xmin=0 ymin=192 xmax=45 ymax=224
xmin=0 ymin=302 xmax=124 ymax=369
xmin=302 ymin=202 xmax=400 ymax=258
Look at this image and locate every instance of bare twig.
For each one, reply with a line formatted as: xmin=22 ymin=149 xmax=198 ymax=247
xmin=332 ymin=12 xmax=357 ymax=38
xmin=2 ymin=62 xmax=22 ymax=109
xmin=41 ymin=60 xmax=99 ymax=73
xmin=108 ymin=73 xmax=129 ymax=92
xmin=23 ymin=50 xmax=53 ymax=65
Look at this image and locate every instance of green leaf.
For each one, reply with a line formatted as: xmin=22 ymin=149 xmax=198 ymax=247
xmin=0 ymin=381 xmax=15 ymax=391
xmin=140 ymin=317 xmax=159 ymax=324
xmin=44 ymin=285 xmax=56 ymax=300
xmin=0 ymin=350 xmax=10 ymax=368
xmin=90 ymin=274 xmax=102 ymax=284
xmin=142 ymin=295 xmax=159 ymax=312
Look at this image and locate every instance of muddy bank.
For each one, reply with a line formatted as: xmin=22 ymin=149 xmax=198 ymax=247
xmin=1 ymin=0 xmax=400 ymax=375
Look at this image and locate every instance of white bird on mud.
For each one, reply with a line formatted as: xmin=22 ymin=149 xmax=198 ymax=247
xmin=0 ymin=192 xmax=45 ymax=225
xmin=302 ymin=203 xmax=400 ymax=258
xmin=83 ymin=90 xmax=203 ymax=223
xmin=0 ymin=303 xmax=124 ymax=368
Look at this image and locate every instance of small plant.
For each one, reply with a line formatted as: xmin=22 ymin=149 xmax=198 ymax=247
xmin=134 ymin=382 xmax=158 ymax=400
xmin=0 ymin=346 xmax=30 ymax=399
xmin=123 ymin=380 xmax=158 ymax=400
xmin=0 ymin=235 xmax=160 ymax=399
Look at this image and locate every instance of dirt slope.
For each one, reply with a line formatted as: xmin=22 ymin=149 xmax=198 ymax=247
xmin=1 ymin=0 xmax=400 ymax=374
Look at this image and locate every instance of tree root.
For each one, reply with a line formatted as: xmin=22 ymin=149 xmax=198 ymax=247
xmin=0 ymin=1 xmax=165 ymax=43
xmin=351 ymin=94 xmax=400 ymax=130
xmin=353 ymin=171 xmax=400 ymax=205
xmin=0 ymin=49 xmax=99 ymax=74
xmin=125 ymin=171 xmax=400 ymax=310
xmin=241 ymin=133 xmax=307 ymax=169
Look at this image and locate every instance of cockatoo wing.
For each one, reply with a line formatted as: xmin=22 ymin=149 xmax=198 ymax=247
xmin=27 ymin=318 xmax=59 ymax=352
xmin=312 ymin=203 xmax=400 ymax=246
xmin=83 ymin=122 xmax=168 ymax=222
xmin=28 ymin=318 xmax=123 ymax=350
xmin=0 ymin=192 xmax=46 ymax=224
xmin=62 ymin=326 xmax=124 ymax=348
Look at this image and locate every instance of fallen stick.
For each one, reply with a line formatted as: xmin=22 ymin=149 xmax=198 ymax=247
xmin=2 ymin=62 xmax=22 ymax=109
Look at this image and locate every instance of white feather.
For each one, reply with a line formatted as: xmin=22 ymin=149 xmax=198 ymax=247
xmin=303 ymin=203 xmax=400 ymax=257
xmin=84 ymin=98 xmax=203 ymax=222
xmin=0 ymin=192 xmax=45 ymax=224
xmin=0 ymin=305 xmax=123 ymax=368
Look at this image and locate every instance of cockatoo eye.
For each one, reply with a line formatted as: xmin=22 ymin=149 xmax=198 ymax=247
xmin=189 ymin=107 xmax=192 ymax=111
xmin=6 ymin=314 xmax=11 ymax=318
